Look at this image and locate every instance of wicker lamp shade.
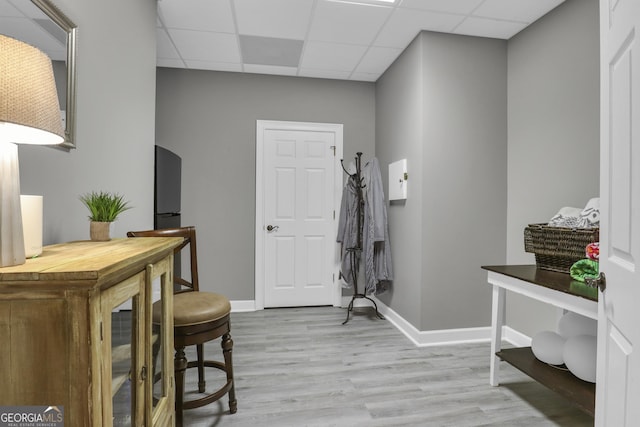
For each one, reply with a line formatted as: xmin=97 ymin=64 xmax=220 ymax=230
xmin=0 ymin=35 xmax=63 ymax=267
xmin=0 ymin=34 xmax=64 ymax=145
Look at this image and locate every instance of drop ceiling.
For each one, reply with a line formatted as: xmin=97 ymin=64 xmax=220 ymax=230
xmin=157 ymin=0 xmax=566 ymax=81
xmin=1 ymin=0 xmax=565 ymax=82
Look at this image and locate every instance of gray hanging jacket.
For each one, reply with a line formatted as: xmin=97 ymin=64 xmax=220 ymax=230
xmin=336 ymin=173 xmax=361 ymax=289
xmin=336 ymin=158 xmax=393 ymax=295
xmin=362 ymin=158 xmax=393 ymax=295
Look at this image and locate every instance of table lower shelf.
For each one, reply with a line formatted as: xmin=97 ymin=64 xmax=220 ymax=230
xmin=496 ymin=347 xmax=595 ymax=416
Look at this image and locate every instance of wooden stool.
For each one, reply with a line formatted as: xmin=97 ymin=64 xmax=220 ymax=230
xmin=127 ymin=226 xmax=237 ymax=426
xmin=152 ymin=291 xmax=236 ymax=425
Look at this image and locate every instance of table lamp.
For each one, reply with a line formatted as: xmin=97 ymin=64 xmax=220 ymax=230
xmin=0 ymin=35 xmax=64 ymax=267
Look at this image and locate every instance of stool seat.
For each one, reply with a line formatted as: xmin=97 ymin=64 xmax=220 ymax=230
xmin=153 ymin=292 xmax=231 ymax=326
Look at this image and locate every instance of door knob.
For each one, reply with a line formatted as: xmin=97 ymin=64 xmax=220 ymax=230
xmin=585 ymin=272 xmax=607 ymax=292
xmin=266 ymin=225 xmax=279 ymax=232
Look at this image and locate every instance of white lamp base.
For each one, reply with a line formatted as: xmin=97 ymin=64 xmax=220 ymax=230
xmin=0 ymin=142 xmax=25 ymax=267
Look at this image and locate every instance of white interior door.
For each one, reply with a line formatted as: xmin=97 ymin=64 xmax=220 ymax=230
xmin=255 ymin=121 xmax=343 ymax=309
xmin=595 ymin=0 xmax=640 ymax=425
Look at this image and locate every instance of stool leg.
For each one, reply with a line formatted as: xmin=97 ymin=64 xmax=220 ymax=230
xmin=174 ymin=347 xmax=188 ymax=427
xmin=196 ymin=343 xmax=206 ymax=393
xmin=222 ymin=332 xmax=237 ymax=414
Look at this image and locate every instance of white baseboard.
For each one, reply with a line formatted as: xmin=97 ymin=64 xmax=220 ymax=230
xmin=235 ymin=297 xmax=531 ymax=347
xmin=374 ymin=299 xmax=491 ymax=347
xmin=230 ymin=300 xmax=256 ymax=312
xmin=350 ymin=296 xmax=532 ymax=348
xmin=502 ymin=325 xmax=532 ymax=347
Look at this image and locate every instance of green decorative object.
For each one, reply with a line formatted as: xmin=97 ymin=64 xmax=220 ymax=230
xmin=569 ymin=259 xmax=599 ymax=283
xmin=80 ymin=191 xmax=131 ymax=241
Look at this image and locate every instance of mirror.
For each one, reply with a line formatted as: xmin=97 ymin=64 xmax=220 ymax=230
xmin=32 ymin=0 xmax=77 ymax=149
xmin=1 ymin=0 xmax=77 ymax=148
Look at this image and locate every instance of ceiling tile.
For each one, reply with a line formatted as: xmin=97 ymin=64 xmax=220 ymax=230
xmin=244 ymin=64 xmax=298 ymax=76
xmin=156 ymin=29 xmax=180 ymax=60
xmin=300 ymin=41 xmax=368 ymax=71
xmin=168 ymin=29 xmax=241 ymax=63
xmin=454 ymin=17 xmax=528 ymax=39
xmin=183 ymin=59 xmax=243 ymax=72
xmin=355 ymin=46 xmax=403 ymax=74
xmin=375 ymin=8 xmax=464 ymax=48
xmin=157 ymin=58 xmax=186 ymax=68
xmin=159 ymin=0 xmax=235 ymax=33
xmin=308 ymin=0 xmax=393 ymax=45
xmin=298 ymin=68 xmax=352 ymax=80
xmin=234 ymin=0 xmax=314 ymax=39
xmin=350 ymin=71 xmax=379 ymax=82
xmin=399 ymin=0 xmax=484 ymax=15
xmin=474 ymin=0 xmax=565 ymax=23
xmin=239 ymin=35 xmax=303 ymax=67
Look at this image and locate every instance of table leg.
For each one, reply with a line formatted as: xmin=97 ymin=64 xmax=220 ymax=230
xmin=490 ymin=284 xmax=505 ymax=386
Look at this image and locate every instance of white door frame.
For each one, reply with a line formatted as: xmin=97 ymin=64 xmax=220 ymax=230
xmin=254 ymin=120 xmax=344 ymax=310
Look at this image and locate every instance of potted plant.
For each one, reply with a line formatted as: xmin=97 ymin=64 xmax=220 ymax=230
xmin=79 ymin=191 xmax=131 ymax=241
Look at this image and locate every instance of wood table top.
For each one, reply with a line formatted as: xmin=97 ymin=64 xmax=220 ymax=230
xmin=0 ymin=237 xmax=182 ymax=289
xmin=482 ymin=265 xmax=598 ymax=301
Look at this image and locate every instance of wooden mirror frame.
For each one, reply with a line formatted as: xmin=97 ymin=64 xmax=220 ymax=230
xmin=32 ymin=0 xmax=77 ymax=149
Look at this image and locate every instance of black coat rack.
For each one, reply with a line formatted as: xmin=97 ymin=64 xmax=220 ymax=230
xmin=340 ymin=152 xmax=384 ymax=325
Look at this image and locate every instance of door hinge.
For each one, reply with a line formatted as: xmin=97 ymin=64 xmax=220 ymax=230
xmin=333 ymin=273 xmax=335 ymax=283
xmin=330 ymin=145 xmax=336 ymax=156
xmin=333 ymin=210 xmax=335 ymax=220
xmin=100 ymin=321 xmax=103 ymax=341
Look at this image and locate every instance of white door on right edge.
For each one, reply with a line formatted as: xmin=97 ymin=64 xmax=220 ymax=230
xmin=595 ymin=0 xmax=640 ymax=425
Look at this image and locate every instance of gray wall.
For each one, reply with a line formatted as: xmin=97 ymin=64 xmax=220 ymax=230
xmin=155 ymin=70 xmax=375 ymax=299
xmin=376 ymin=32 xmax=508 ymax=331
xmin=19 ymin=0 xmax=157 ymax=243
xmin=506 ymin=0 xmax=600 ymax=336
xmin=421 ymin=33 xmax=508 ymax=331
xmin=375 ymin=36 xmax=425 ymax=327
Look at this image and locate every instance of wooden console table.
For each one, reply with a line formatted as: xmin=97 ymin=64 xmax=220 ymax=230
xmin=0 ymin=237 xmax=182 ymax=426
xmin=482 ymin=265 xmax=598 ymax=416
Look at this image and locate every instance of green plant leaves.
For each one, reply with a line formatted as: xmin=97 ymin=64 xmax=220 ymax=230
xmin=79 ymin=191 xmax=131 ymax=222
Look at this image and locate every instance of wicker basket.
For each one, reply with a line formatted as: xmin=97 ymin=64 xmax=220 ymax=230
xmin=524 ymin=224 xmax=599 ymax=273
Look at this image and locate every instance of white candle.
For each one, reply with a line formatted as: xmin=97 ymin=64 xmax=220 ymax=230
xmin=21 ymin=195 xmax=43 ymax=258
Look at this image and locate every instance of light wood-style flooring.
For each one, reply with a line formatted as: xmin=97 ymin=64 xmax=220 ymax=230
xmin=180 ymin=306 xmax=593 ymax=427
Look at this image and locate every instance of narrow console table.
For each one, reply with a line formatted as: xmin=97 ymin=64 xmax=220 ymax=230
xmin=0 ymin=237 xmax=182 ymax=426
xmin=482 ymin=265 xmax=598 ymax=416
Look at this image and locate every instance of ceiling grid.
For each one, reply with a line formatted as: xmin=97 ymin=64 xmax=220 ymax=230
xmin=1 ymin=0 xmax=566 ymax=82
